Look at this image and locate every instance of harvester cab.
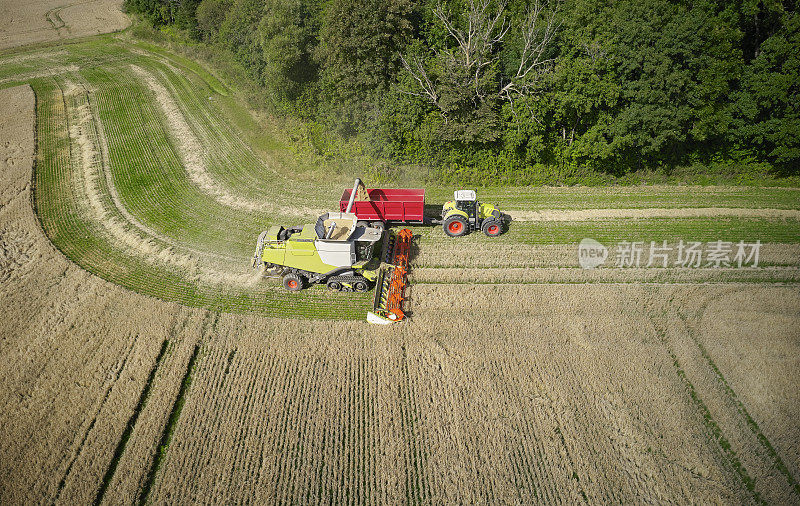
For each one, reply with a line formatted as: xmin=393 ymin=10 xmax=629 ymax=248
xmin=441 ymin=190 xmax=508 ymax=237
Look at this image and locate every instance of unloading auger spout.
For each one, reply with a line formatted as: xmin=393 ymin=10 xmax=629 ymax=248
xmin=345 ymin=178 xmax=361 ymax=214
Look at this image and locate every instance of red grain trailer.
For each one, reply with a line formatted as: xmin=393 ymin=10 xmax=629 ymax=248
xmin=340 ymin=184 xmax=427 ymax=227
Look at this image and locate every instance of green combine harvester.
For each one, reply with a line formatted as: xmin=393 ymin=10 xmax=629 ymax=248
xmin=252 ymin=211 xmax=384 ymax=292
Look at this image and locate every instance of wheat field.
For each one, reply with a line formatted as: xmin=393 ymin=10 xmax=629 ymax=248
xmin=0 ymin=5 xmax=799 ymax=503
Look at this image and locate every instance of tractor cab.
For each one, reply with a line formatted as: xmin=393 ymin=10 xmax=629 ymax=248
xmin=453 ymin=190 xmax=478 ymax=229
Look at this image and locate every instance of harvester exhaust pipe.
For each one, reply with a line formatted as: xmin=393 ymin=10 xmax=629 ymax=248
xmin=345 ymin=178 xmax=361 ymax=214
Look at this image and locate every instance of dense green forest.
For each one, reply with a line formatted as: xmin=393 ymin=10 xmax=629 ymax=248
xmin=124 ymin=0 xmax=799 ymax=183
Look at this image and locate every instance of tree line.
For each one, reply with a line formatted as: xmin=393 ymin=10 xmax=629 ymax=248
xmin=125 ymin=0 xmax=799 ymax=182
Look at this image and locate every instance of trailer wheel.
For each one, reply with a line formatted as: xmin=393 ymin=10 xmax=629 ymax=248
xmin=354 ymin=280 xmax=369 ymax=292
xmin=481 ymin=220 xmax=502 ymax=237
xmin=282 ymin=272 xmax=304 ymax=291
xmin=443 ymin=215 xmax=468 ymax=237
xmin=370 ymin=221 xmax=385 ymax=232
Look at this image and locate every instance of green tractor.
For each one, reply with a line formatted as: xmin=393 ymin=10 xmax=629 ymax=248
xmin=441 ymin=190 xmax=509 ymax=237
xmin=252 ymin=212 xmax=383 ymax=291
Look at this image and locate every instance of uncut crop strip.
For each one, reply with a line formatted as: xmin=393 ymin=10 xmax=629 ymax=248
xmin=410 ymin=267 xmax=800 ymax=285
xmin=412 ymin=243 xmax=800 ymax=269
xmin=96 ymin=310 xmax=206 ymax=505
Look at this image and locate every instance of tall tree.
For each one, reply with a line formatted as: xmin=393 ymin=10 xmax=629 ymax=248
xmin=316 ymin=0 xmax=414 ymax=133
xmin=218 ymin=0 xmax=267 ymax=77
xmin=259 ymin=0 xmax=319 ymax=104
xmin=399 ymin=0 xmax=559 ymax=143
xmin=733 ymin=4 xmax=799 ymax=172
xmin=605 ymin=0 xmax=740 ymax=167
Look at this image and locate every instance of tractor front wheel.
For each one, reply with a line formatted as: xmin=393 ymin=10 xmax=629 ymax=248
xmin=481 ymin=220 xmax=502 ymax=237
xmin=443 ymin=215 xmax=468 ymax=237
xmin=282 ymin=272 xmax=304 ymax=291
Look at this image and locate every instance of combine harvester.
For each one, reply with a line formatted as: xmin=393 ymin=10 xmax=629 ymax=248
xmin=252 ymin=180 xmax=415 ymax=323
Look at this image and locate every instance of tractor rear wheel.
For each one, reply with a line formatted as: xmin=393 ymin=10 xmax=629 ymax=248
xmin=282 ymin=272 xmax=304 ymax=291
xmin=481 ymin=220 xmax=502 ymax=237
xmin=327 ymin=280 xmax=342 ymax=291
xmin=443 ymin=215 xmax=468 ymax=237
xmin=354 ymin=280 xmax=369 ymax=292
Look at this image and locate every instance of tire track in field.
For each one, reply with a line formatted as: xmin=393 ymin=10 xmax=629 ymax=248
xmin=646 ymin=300 xmax=767 ymax=503
xmin=93 ymin=310 xmax=203 ymax=505
xmin=508 ymin=207 xmax=800 ymax=222
xmin=677 ymin=290 xmax=800 ymax=500
xmin=93 ymin=336 xmax=170 ymax=505
xmin=53 ymin=330 xmax=138 ymax=503
xmin=138 ymin=312 xmax=216 ymax=503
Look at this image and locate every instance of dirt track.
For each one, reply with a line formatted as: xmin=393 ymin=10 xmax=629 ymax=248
xmin=0 ymin=0 xmax=129 ymax=50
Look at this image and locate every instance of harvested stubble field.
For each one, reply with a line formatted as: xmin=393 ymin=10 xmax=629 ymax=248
xmin=0 ymin=10 xmax=799 ymax=504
